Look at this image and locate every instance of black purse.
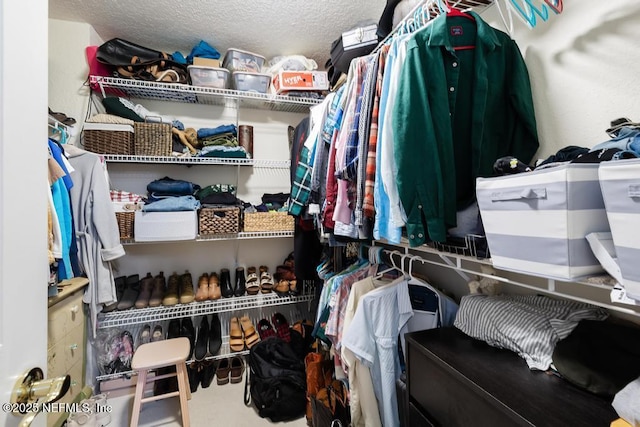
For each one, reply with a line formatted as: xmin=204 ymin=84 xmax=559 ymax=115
xmin=311 ymin=380 xmax=351 ymax=427
xmin=96 ymin=38 xmax=189 ymax=84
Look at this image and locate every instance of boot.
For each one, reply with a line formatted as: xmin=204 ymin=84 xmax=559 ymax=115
xmin=162 ymin=272 xmax=180 ymax=306
xmin=187 ymin=362 xmax=201 ymax=393
xmin=194 ymin=316 xmax=210 ymax=361
xmin=208 ymin=272 xmax=221 ymax=300
xmin=181 ymin=317 xmax=196 ymax=359
xmin=195 ymin=272 xmax=209 ymax=302
xmin=148 ymin=271 xmax=166 ymax=307
xmin=234 ymin=267 xmax=246 ymax=297
xmin=179 ymin=270 xmax=195 ymax=304
xmin=117 ymin=274 xmax=140 ymax=310
xmin=209 ymin=313 xmax=222 ymax=356
xmin=220 ymin=268 xmax=234 ymax=298
xmin=103 ymin=276 xmax=126 ymax=312
xmin=167 ymin=319 xmax=181 ymax=339
xmin=134 ymin=272 xmax=154 ymax=309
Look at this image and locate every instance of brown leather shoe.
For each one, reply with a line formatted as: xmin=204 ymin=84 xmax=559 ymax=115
xmin=179 ymin=270 xmax=195 ymax=304
xmin=162 ymin=272 xmax=180 ymax=306
xmin=148 ymin=271 xmax=166 ymax=307
xmin=230 ymin=356 xmax=244 ymax=384
xmin=195 ymin=272 xmax=209 ymax=302
xmin=208 ymin=272 xmax=221 ymax=300
xmin=216 ymin=358 xmax=231 ymax=385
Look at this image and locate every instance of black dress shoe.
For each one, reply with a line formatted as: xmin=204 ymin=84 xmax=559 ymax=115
xmin=234 ymin=267 xmax=246 ymax=297
xmin=167 ymin=319 xmax=181 ymax=339
xmin=180 ymin=317 xmax=195 ymax=359
xmin=220 ymin=268 xmax=234 ymax=298
xmin=200 ymin=360 xmax=216 ymax=388
xmin=209 ymin=313 xmax=222 ymax=356
xmin=194 ymin=316 xmax=210 ymax=361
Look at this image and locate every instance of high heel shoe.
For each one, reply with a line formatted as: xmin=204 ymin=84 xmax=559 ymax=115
xmin=220 ymin=268 xmax=234 ymax=298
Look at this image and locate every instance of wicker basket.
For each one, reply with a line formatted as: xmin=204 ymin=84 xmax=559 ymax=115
xmin=243 ymin=211 xmax=294 ymax=232
xmin=198 ymin=206 xmax=241 ymax=236
xmin=83 ymin=124 xmax=134 ymax=155
xmin=115 ymin=211 xmax=135 ymax=239
xmin=134 ymin=122 xmax=172 ymax=156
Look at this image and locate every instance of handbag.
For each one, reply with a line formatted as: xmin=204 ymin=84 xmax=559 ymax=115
xmin=311 ymin=380 xmax=351 ymax=427
xmin=96 ymin=38 xmax=189 ymax=84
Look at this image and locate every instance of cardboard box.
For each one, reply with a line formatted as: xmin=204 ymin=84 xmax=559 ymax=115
xmin=272 ymin=70 xmax=329 ymax=94
xmin=193 ymin=57 xmax=220 ymax=68
xmin=476 ymin=163 xmax=610 ymax=280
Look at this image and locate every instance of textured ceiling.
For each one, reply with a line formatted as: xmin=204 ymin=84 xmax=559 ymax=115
xmin=49 ymin=0 xmax=389 ymax=69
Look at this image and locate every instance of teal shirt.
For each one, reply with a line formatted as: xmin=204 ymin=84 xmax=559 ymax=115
xmin=392 ymin=12 xmax=539 ymax=245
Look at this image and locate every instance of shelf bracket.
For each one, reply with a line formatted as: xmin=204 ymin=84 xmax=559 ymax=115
xmin=438 ymin=254 xmax=473 ymax=282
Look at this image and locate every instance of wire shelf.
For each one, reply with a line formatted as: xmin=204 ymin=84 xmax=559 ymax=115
xmin=120 ymin=230 xmax=294 ymax=245
xmin=427 ymin=234 xmax=490 ymax=259
xmin=91 ymin=76 xmax=322 ymax=113
xmin=102 ymin=155 xmax=290 ymax=169
xmin=97 ymin=292 xmax=314 ymax=329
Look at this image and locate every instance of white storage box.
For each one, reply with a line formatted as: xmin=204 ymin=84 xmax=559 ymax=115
xmin=271 ymin=70 xmax=329 ymax=94
xmin=476 ymin=163 xmax=610 ymax=280
xmin=134 ymin=211 xmax=197 ymax=242
xmin=222 ymin=48 xmax=266 ymax=73
xmin=188 ymin=65 xmax=229 ymax=89
xmin=598 ymin=158 xmax=640 ymax=298
xmin=232 ymin=71 xmax=271 ymax=93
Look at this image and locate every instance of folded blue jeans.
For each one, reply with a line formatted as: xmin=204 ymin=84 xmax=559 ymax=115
xmin=147 ymin=177 xmax=201 ymax=196
xmin=142 ymin=195 xmax=201 ymax=212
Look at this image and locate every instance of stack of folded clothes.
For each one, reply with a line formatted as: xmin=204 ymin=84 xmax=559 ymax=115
xmin=143 ymin=176 xmax=201 ymax=212
xmin=196 ymin=124 xmax=249 ymax=158
xmin=195 ymin=183 xmax=241 ymax=207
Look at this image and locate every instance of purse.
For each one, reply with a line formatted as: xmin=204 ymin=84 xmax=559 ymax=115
xmin=311 ymin=379 xmax=351 ymax=427
xmin=96 ymin=38 xmax=189 ymax=84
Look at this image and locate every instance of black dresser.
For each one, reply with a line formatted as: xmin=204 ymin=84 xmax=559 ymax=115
xmin=405 ymin=328 xmax=618 ymax=427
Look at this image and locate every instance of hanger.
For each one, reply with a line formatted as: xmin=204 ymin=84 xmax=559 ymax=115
xmin=374 ymin=250 xmax=404 ymax=279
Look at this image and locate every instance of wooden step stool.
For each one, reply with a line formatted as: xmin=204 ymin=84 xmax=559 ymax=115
xmin=129 ymin=337 xmax=191 ymax=427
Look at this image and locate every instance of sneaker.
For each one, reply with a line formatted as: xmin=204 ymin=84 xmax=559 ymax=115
xmin=136 ymin=324 xmax=151 ymax=349
xmin=151 ymin=324 xmax=164 ymax=342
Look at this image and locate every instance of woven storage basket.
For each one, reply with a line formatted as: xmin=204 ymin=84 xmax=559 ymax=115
xmin=115 ymin=211 xmax=135 ymax=239
xmin=199 ymin=206 xmax=241 ymax=235
xmin=83 ymin=124 xmax=134 ymax=155
xmin=134 ymin=122 xmax=172 ymax=156
xmin=243 ymin=211 xmax=294 ymax=232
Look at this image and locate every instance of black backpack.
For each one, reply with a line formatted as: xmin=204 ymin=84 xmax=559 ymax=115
xmin=244 ymin=337 xmax=307 ymax=422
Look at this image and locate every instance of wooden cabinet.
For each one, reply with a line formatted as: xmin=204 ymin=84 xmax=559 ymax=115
xmin=405 ymin=327 xmax=618 ymax=427
xmin=47 ymin=278 xmax=89 ymax=427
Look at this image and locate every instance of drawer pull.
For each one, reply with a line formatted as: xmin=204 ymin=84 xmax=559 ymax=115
xmin=69 ymin=343 xmax=78 ymax=350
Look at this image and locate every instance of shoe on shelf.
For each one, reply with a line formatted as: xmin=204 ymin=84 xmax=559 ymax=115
xmin=209 ymin=313 xmax=222 ymax=356
xmin=151 ymin=324 xmax=164 ymax=342
xmin=240 ymin=315 xmax=260 ymax=349
xmin=103 ymin=276 xmax=126 ymax=313
xmin=229 ymin=317 xmax=245 ymax=352
xmin=116 ymin=274 xmax=140 ymax=310
xmin=230 ymin=356 xmax=245 ymax=384
xmin=216 ymin=358 xmax=231 ymax=386
xmin=167 ymin=319 xmax=181 ymax=339
xmin=195 ymin=272 xmax=209 ymax=302
xmin=194 ymin=316 xmax=210 ymax=361
xmin=200 ymin=360 xmax=216 ymax=388
xmin=273 ymin=276 xmax=290 ymax=297
xmin=208 ymin=272 xmax=222 ymax=300
xmin=179 ymin=270 xmax=195 ymax=304
xmin=288 ymin=279 xmax=299 ymax=296
xmin=148 ymin=271 xmax=166 ymax=307
xmin=257 ymin=318 xmax=277 ymax=341
xmin=136 ymin=324 xmax=151 ymax=349
xmin=134 ymin=272 xmax=154 ymax=309
xmin=259 ymin=268 xmax=274 ymax=294
xmin=272 ymin=312 xmax=291 ymax=343
xmin=234 ymin=267 xmax=246 ymax=297
xmin=162 ymin=272 xmax=180 ymax=306
xmin=245 ymin=266 xmax=260 ymax=295
xmin=181 ymin=317 xmax=196 ymax=359
xmin=187 ymin=362 xmax=201 ymax=394
xmin=276 ymin=264 xmax=296 ymax=281
xmin=220 ymin=268 xmax=234 ymax=298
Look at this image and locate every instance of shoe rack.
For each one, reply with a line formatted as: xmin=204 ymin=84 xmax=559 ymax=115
xmin=91 ymin=76 xmax=320 ymax=383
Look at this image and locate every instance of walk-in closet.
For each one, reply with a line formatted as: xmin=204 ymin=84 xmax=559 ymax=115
xmin=2 ymin=0 xmax=640 ymax=426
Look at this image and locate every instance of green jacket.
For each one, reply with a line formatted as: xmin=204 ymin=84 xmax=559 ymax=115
xmin=392 ymin=12 xmax=539 ymax=246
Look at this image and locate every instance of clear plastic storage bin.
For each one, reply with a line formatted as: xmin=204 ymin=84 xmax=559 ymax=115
xmin=232 ymin=71 xmax=271 ymax=93
xmin=188 ymin=65 xmax=230 ymax=89
xmin=222 ymin=48 xmax=266 ymax=73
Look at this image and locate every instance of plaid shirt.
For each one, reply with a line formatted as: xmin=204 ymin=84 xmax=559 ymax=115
xmin=363 ymin=45 xmax=389 ymax=219
xmin=110 ymin=189 xmax=143 ymax=202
